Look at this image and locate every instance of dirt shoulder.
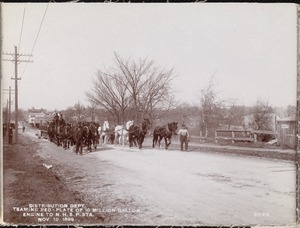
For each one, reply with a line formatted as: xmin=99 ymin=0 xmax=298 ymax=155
xmin=2 ymin=134 xmax=104 ymax=225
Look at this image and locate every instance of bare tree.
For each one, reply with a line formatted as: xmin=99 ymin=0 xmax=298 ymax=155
xmin=86 ymin=68 xmax=131 ymax=124
xmin=284 ymin=105 xmax=296 ymax=117
xmin=251 ymin=99 xmax=274 ymax=130
xmin=63 ymin=102 xmax=86 ymax=123
xmin=223 ymin=102 xmax=246 ymax=129
xmin=86 ymin=104 xmax=98 ymax=122
xmin=86 ymin=53 xmax=175 ymax=124
xmin=199 ymin=77 xmax=223 ymax=137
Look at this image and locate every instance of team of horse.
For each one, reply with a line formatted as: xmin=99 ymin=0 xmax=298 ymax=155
xmin=46 ymin=116 xmax=179 ymax=155
xmin=47 ymin=120 xmax=100 ymax=154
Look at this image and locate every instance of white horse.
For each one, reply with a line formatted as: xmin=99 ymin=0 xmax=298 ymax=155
xmin=114 ymin=120 xmax=134 ymax=145
xmin=98 ymin=121 xmax=110 ymax=144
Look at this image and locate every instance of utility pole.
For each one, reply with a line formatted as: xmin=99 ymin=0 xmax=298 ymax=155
xmin=5 ymin=99 xmax=8 ymax=131
xmin=3 ymin=87 xmax=15 ymax=141
xmin=8 ymin=86 xmax=12 ymax=133
xmin=13 ymin=46 xmax=20 ymax=143
xmin=3 ymin=46 xmax=32 ymax=143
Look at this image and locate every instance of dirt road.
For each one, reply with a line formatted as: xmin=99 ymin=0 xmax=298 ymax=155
xmin=3 ymin=128 xmax=296 ymax=226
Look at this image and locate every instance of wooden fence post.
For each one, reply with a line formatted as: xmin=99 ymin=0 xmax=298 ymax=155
xmin=231 ymin=130 xmax=235 ymax=144
xmin=254 ymin=133 xmax=257 ymax=143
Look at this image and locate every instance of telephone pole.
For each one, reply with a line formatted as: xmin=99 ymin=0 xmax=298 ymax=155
xmin=3 ymin=46 xmax=32 ymax=143
xmin=9 ymin=87 xmax=12 ymax=127
xmin=8 ymin=86 xmax=12 ymax=135
xmin=5 ymin=100 xmax=8 ymax=131
xmin=3 ymin=87 xmax=15 ymax=141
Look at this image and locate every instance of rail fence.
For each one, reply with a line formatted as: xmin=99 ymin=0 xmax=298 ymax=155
xmin=190 ymin=129 xmax=278 ymax=144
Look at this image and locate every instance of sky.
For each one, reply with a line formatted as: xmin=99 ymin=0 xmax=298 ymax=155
xmin=1 ymin=3 xmax=298 ymax=111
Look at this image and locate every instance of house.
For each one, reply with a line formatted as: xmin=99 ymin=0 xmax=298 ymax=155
xmin=28 ymin=108 xmax=46 ymax=126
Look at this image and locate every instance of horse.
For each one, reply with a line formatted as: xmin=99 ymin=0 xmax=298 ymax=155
xmin=73 ymin=124 xmax=89 ymax=155
xmin=114 ymin=120 xmax=133 ymax=145
xmin=48 ymin=113 xmax=67 ymax=147
xmin=73 ymin=125 xmax=84 ymax=155
xmin=152 ymin=122 xmax=178 ymax=149
xmin=88 ymin=122 xmax=99 ymax=151
xmin=56 ymin=124 xmax=66 ymax=147
xmin=47 ymin=121 xmax=56 ymax=142
xmin=82 ymin=124 xmax=91 ymax=151
xmin=98 ymin=121 xmax=110 ymax=144
xmin=62 ymin=123 xmax=73 ymax=149
xmin=128 ymin=119 xmax=151 ymax=149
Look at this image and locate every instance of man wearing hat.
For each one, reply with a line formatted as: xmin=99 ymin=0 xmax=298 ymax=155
xmin=177 ymin=124 xmax=190 ymax=151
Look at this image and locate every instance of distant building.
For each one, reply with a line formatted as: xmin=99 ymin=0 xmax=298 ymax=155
xmin=28 ymin=108 xmax=46 ymax=126
xmin=276 ymin=116 xmax=296 ymax=149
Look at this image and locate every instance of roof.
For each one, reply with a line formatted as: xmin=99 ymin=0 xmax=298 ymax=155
xmin=28 ymin=108 xmax=45 ymax=113
xmin=277 ymin=116 xmax=296 ymax=122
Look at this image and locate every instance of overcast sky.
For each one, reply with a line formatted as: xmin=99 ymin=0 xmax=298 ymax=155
xmin=2 ymin=3 xmax=297 ymax=111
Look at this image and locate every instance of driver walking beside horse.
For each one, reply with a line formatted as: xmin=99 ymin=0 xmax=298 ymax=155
xmin=177 ymin=124 xmax=190 ymax=151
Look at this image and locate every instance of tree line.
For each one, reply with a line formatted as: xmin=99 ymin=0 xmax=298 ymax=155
xmin=5 ymin=53 xmax=295 ymax=138
xmin=83 ymin=53 xmax=295 ymax=136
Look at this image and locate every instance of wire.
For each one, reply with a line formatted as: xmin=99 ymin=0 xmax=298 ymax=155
xmin=18 ymin=3 xmax=26 ymax=52
xmin=30 ymin=2 xmax=49 ymax=54
xmin=20 ymin=58 xmax=29 ymax=79
xmin=20 ymin=2 xmax=50 ymax=78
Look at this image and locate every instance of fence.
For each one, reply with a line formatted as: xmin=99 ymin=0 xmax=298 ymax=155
xmin=191 ymin=123 xmax=295 ymax=149
xmin=214 ymin=129 xmax=254 ymax=144
xmin=215 ymin=129 xmax=278 ymax=144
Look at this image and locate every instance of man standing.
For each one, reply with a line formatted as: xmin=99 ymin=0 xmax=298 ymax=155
xmin=8 ymin=126 xmax=13 ymax=144
xmin=178 ymin=124 xmax=190 ymax=151
xmin=3 ymin=124 xmax=7 ymax=138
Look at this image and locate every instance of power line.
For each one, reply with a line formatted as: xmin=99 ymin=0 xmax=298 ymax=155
xmin=21 ymin=2 xmax=49 ymax=78
xmin=20 ymin=58 xmax=29 ymax=79
xmin=18 ymin=3 xmax=26 ymax=51
xmin=30 ymin=2 xmax=49 ymax=54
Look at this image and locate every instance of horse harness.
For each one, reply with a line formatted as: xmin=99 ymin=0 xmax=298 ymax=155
xmin=156 ymin=124 xmax=172 ymax=137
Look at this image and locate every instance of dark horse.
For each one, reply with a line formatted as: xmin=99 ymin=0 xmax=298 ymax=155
xmin=128 ymin=119 xmax=151 ymax=149
xmin=47 ymin=119 xmax=66 ymax=147
xmin=73 ymin=124 xmax=89 ymax=155
xmin=152 ymin=122 xmax=178 ymax=149
xmin=56 ymin=124 xmax=65 ymax=147
xmin=62 ymin=123 xmax=73 ymax=149
xmin=87 ymin=122 xmax=99 ymax=151
xmin=47 ymin=121 xmax=56 ymax=142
